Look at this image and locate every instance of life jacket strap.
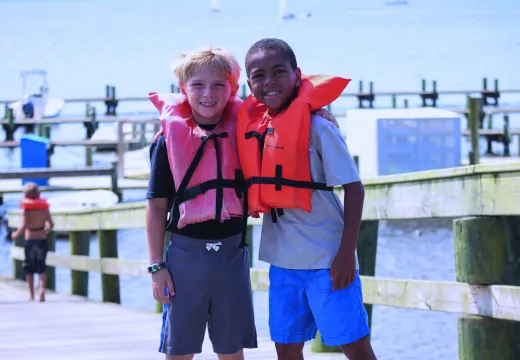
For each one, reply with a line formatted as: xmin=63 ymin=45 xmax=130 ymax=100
xmin=245 ymin=128 xmax=274 ymax=157
xmin=246 ymin=164 xmax=333 ymax=223
xmin=170 ymin=131 xmax=244 ymax=227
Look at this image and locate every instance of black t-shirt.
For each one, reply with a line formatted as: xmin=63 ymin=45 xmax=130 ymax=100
xmin=145 ymin=131 xmax=243 ymax=240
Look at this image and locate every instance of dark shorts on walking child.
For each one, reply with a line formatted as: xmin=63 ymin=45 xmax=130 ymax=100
xmin=23 ymin=240 xmax=48 ymax=275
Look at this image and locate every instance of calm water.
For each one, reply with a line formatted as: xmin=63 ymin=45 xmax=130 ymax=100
xmin=1 ymin=0 xmax=519 ymax=358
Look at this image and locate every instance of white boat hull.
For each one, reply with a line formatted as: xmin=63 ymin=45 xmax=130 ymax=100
xmin=9 ymin=98 xmax=65 ymax=120
xmin=47 ymin=190 xmax=119 ymax=212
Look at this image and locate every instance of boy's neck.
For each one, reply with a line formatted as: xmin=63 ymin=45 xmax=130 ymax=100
xmin=192 ymin=114 xmax=222 ymax=126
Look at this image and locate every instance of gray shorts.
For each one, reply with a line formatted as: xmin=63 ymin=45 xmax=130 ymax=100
xmin=159 ymin=233 xmax=258 ymax=355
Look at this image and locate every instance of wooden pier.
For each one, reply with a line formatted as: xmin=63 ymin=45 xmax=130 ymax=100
xmin=0 ymin=278 xmax=346 ymax=360
xmin=4 ymin=162 xmax=520 ymax=359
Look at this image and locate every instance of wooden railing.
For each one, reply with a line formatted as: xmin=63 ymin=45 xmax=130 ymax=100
xmin=7 ymin=162 xmax=520 ymax=359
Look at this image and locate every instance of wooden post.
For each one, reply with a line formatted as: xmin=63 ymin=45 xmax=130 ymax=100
xmin=156 ymin=231 xmax=171 ymax=314
xmin=98 ymin=230 xmax=120 ymax=303
xmin=468 ymin=97 xmax=481 ymax=165
xmin=392 ymin=95 xmax=396 ymax=108
xmin=246 ymin=224 xmax=253 ymax=268
xmin=241 ymin=84 xmax=247 ymax=99
xmin=43 ymin=125 xmax=51 ymax=138
xmin=6 ymin=107 xmax=15 ymax=141
xmin=117 ymin=120 xmax=125 ymax=177
xmin=454 ymin=217 xmax=520 ymax=360
xmin=353 ymin=155 xmax=360 ymax=174
xmin=421 ymin=79 xmax=427 ymax=107
xmin=70 ymin=231 xmax=90 ymax=297
xmin=312 ymin=219 xmax=379 ymax=353
xmin=432 ymin=80 xmax=437 ymax=107
xmin=311 ymin=332 xmax=341 ymax=353
xmin=110 ymin=161 xmax=121 ymax=201
xmin=503 ymin=114 xmax=510 ymax=157
xmin=369 ymin=81 xmax=374 ymax=108
xmin=46 ymin=231 xmax=56 ymax=291
xmin=357 ymin=220 xmax=379 ymax=330
xmin=86 ymin=146 xmax=93 ymax=166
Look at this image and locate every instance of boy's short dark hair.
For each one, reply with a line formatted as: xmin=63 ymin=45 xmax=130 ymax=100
xmin=245 ymin=38 xmax=298 ymax=77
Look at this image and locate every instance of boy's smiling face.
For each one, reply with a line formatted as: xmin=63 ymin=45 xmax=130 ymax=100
xmin=183 ymin=66 xmax=235 ymax=125
xmin=247 ymin=50 xmax=301 ymax=116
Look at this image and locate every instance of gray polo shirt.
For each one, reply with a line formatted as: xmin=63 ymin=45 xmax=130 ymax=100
xmin=258 ymin=114 xmax=361 ymax=270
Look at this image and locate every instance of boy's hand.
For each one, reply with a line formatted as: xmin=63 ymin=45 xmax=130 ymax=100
xmin=152 ymin=268 xmax=175 ymax=304
xmin=330 ymin=250 xmax=357 ymax=290
xmin=313 ymin=108 xmax=339 ymax=129
xmin=153 ymin=129 xmax=164 ymax=142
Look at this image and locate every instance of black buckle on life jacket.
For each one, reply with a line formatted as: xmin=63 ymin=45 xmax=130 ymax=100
xmin=170 ymin=131 xmax=229 ymax=224
xmin=245 ymin=128 xmax=274 ymax=157
xmin=246 ymin=164 xmax=333 ymax=223
xmin=169 ymin=131 xmax=249 ymax=248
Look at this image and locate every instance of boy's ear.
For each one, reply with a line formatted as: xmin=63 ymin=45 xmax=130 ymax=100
xmin=179 ymin=85 xmax=187 ymax=95
xmin=247 ymin=80 xmax=253 ymax=96
xmin=295 ymin=68 xmax=302 ymax=87
xmin=230 ymin=83 xmax=239 ymax=98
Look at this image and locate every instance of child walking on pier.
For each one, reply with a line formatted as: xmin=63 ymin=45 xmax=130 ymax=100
xmin=237 ymin=38 xmax=378 ymax=360
xmin=11 ymin=182 xmax=54 ymax=302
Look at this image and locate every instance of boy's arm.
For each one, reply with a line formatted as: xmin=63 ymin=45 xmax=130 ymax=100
xmin=311 ymin=115 xmax=362 ymax=290
xmin=330 ymin=181 xmax=364 ymax=290
xmin=145 ymin=135 xmax=173 ymax=262
xmin=146 ymin=198 xmax=168 ymax=263
xmin=11 ymin=211 xmax=27 ymax=239
xmin=45 ymin=209 xmax=54 ymax=234
xmin=339 ymin=182 xmax=365 ymax=255
xmin=145 ymin=135 xmax=175 ymax=302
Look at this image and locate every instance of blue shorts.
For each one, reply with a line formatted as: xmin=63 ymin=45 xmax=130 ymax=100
xmin=269 ymin=265 xmax=370 ymax=346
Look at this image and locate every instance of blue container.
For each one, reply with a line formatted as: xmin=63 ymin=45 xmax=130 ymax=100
xmin=20 ymin=134 xmax=50 ymax=186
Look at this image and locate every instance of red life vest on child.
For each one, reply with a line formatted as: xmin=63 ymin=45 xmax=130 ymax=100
xmin=149 ymin=92 xmax=244 ymax=229
xmin=19 ymin=197 xmax=49 ymax=210
xmin=237 ymin=75 xmax=350 ymax=219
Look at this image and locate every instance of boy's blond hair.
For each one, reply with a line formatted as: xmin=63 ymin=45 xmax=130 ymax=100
xmin=171 ymin=46 xmax=241 ymax=89
xmin=23 ymin=182 xmax=40 ymax=199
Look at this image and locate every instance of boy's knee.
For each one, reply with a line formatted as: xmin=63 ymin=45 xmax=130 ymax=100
xmin=274 ymin=343 xmax=304 ymax=360
xmin=340 ymin=335 xmax=376 ymax=360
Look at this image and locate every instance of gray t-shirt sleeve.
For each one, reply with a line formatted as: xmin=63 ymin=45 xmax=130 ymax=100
xmin=311 ymin=116 xmax=361 ymax=187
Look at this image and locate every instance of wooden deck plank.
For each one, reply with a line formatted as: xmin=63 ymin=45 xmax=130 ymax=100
xmin=0 ymin=278 xmax=344 ymax=360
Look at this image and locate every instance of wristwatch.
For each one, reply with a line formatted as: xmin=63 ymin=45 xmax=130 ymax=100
xmin=147 ymin=262 xmax=167 ymax=274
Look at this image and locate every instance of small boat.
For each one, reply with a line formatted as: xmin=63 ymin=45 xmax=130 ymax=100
xmin=46 ymin=190 xmax=120 ymax=212
xmin=279 ymin=0 xmax=312 ymax=20
xmin=210 ymin=0 xmax=220 ymax=12
xmin=9 ymin=69 xmax=65 ymax=121
xmin=385 ymin=0 xmax=408 ymax=5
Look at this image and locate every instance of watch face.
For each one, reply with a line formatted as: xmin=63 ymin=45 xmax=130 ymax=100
xmin=149 ymin=263 xmax=165 ymax=273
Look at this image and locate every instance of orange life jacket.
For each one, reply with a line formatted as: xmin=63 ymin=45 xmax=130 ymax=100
xmin=149 ymin=92 xmax=246 ymax=241
xmin=20 ymin=197 xmax=49 ymax=210
xmin=237 ymin=75 xmax=350 ymax=219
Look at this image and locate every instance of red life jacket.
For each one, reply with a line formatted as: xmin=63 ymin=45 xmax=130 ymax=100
xmin=237 ymin=75 xmax=350 ymax=220
xmin=149 ymin=92 xmax=245 ymax=232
